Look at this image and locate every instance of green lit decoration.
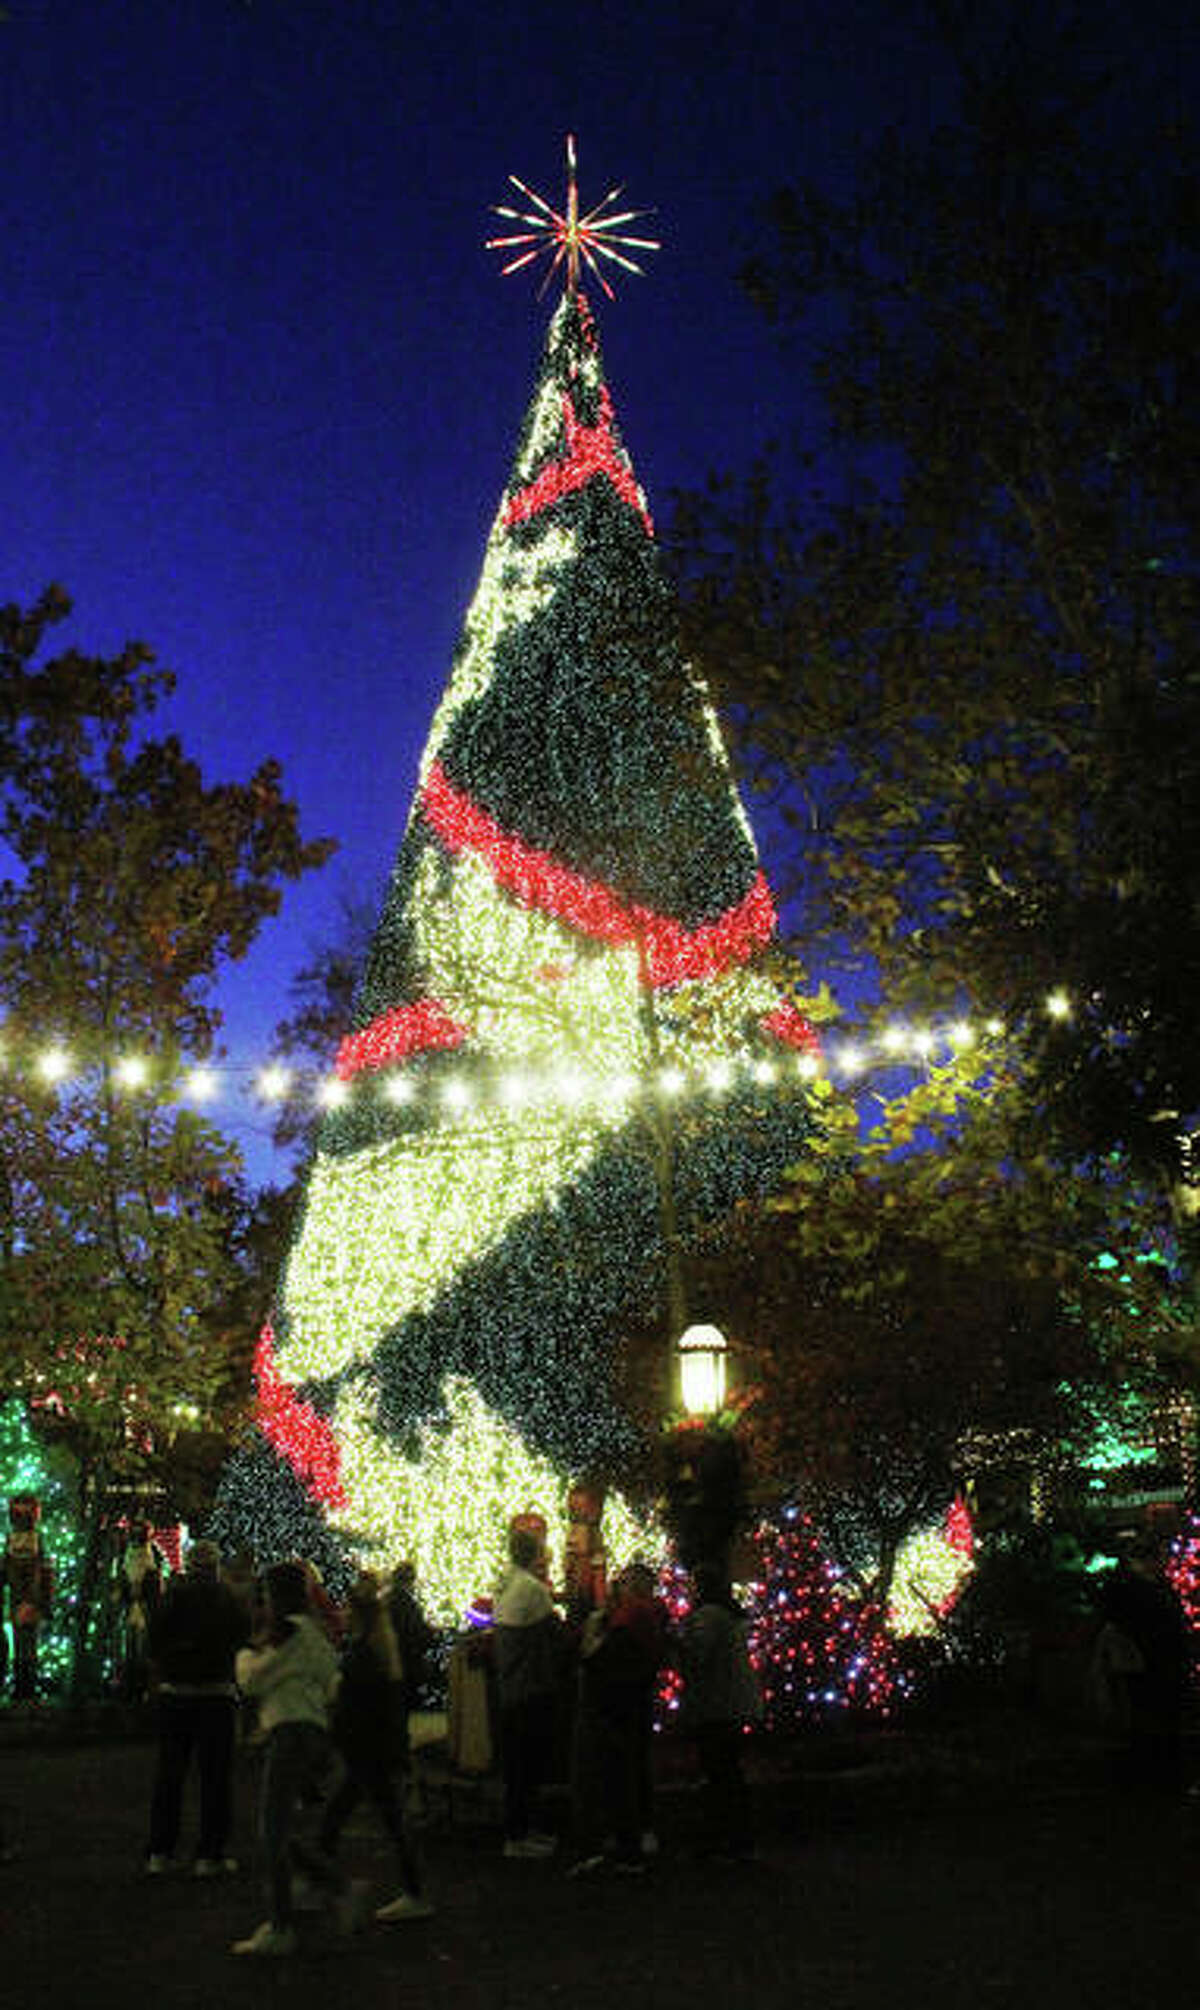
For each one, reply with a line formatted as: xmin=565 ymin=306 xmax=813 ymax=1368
xmin=0 ymin=1400 xmax=86 ymax=1699
xmin=211 ymin=148 xmax=820 ymax=1621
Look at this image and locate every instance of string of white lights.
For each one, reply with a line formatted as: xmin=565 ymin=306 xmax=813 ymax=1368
xmin=0 ymin=992 xmax=1080 ymax=1115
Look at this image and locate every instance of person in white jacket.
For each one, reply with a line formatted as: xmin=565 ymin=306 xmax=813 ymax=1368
xmin=231 ymin=1560 xmax=366 ymax=1957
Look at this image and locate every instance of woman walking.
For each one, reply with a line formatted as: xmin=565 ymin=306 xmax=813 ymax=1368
xmin=319 ymin=1571 xmax=433 ymax=1923
xmin=231 ymin=1560 xmax=365 ymax=1957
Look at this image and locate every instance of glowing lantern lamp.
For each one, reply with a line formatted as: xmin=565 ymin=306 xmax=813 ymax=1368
xmin=678 ymin=1323 xmax=728 ymax=1418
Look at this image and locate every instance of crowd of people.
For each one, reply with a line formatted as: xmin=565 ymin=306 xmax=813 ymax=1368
xmin=5 ymin=1505 xmax=1195 ymax=1952
xmin=134 ymin=1526 xmax=761 ymax=1959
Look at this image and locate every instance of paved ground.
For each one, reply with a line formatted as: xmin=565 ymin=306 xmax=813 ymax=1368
xmin=1 ymin=1715 xmax=1195 ymax=2010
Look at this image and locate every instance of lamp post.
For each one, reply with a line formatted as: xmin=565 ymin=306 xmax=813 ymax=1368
xmin=631 ymin=936 xmax=733 ymax=1429
xmin=677 ymin=1322 xmax=728 ymax=1419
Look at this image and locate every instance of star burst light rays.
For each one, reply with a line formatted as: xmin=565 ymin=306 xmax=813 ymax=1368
xmin=487 ymin=133 xmax=659 ymax=299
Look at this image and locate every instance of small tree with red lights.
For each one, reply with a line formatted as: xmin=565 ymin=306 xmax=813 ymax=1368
xmin=747 ymin=1508 xmax=908 ymax=1730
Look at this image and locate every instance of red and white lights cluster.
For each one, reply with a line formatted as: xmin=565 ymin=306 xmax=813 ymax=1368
xmin=486 ymin=133 xmax=659 ymax=301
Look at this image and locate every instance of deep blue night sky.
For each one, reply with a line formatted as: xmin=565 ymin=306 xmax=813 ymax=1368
xmin=6 ymin=0 xmax=1187 ymax=1181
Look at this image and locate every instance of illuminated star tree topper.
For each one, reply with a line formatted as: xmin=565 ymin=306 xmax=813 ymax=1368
xmin=486 ymin=133 xmax=660 ymax=299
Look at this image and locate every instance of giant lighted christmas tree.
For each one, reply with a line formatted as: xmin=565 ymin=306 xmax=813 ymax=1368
xmin=213 ymin=145 xmax=821 ymax=1618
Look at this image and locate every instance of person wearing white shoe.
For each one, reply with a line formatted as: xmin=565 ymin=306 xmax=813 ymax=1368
xmin=567 ymin=1570 xmax=660 ymax=1875
xmin=230 ymin=1560 xmax=349 ymax=1957
xmin=318 ymin=1572 xmax=432 ymax=1922
xmin=230 ymin=1920 xmax=297 ymax=1958
xmin=376 ymin=1891 xmax=435 ymax=1922
xmin=145 ymin=1540 xmax=248 ymax=1878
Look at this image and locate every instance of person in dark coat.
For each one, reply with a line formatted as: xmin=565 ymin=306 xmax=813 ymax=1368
xmin=679 ymin=1564 xmax=760 ymax=1859
xmin=567 ymin=1568 xmax=664 ymax=1875
xmin=494 ymin=1527 xmax=563 ymax=1857
xmin=1093 ymin=1536 xmax=1190 ymax=1793
xmin=387 ymin=1559 xmax=437 ymax=1771
xmin=319 ymin=1571 xmax=432 ymax=1923
xmin=146 ymin=1540 xmax=249 ymax=1874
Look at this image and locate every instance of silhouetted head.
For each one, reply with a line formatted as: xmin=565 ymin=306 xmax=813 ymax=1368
xmin=266 ymin=1559 xmax=311 ymax=1620
xmin=348 ymin=1570 xmax=382 ymax=1617
xmin=509 ymin=1528 xmax=540 ymax=1572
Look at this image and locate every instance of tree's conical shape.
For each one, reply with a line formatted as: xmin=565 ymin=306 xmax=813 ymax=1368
xmin=213 ymin=290 xmax=819 ymax=1618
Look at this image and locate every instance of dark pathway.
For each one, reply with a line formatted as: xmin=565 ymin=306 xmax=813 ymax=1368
xmin=0 ymin=1723 xmax=1192 ymax=2010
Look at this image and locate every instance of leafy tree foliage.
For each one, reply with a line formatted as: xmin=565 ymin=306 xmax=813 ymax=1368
xmin=705 ymin=1059 xmax=1189 ymax=1600
xmin=0 ymin=588 xmax=334 ymax=1052
xmin=266 ymin=885 xmax=380 ymax=1156
xmin=657 ymin=8 xmax=1200 ymax=1586
xmin=668 ymin=3 xmax=1200 ymax=1199
xmin=0 ymin=588 xmax=334 ymax=1666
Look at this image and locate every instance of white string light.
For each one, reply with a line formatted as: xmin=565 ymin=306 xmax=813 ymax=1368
xmin=0 ymin=997 xmax=1071 ymax=1121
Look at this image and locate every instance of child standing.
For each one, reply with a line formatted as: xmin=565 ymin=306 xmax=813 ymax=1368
xmin=319 ymin=1571 xmax=433 ymax=1923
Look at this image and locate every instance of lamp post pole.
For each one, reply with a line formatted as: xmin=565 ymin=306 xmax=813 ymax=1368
xmin=633 ymin=937 xmax=731 ymax=1431
xmin=635 ymin=934 xmax=689 ymax=1403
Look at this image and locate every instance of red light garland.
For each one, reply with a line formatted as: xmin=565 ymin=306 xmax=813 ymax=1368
xmin=762 ymin=1002 xmax=822 ymax=1058
xmin=1168 ymin=1514 xmax=1200 ymax=1655
xmin=422 ymin=758 xmax=776 ymax=985
xmin=748 ymin=1513 xmax=907 ymax=1725
xmin=503 ymin=383 xmax=653 ymax=536
xmin=335 ymin=998 xmax=470 ymax=1081
xmin=944 ymin=1493 xmax=975 ymax=1559
xmin=254 ymin=1324 xmax=347 ymax=1510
